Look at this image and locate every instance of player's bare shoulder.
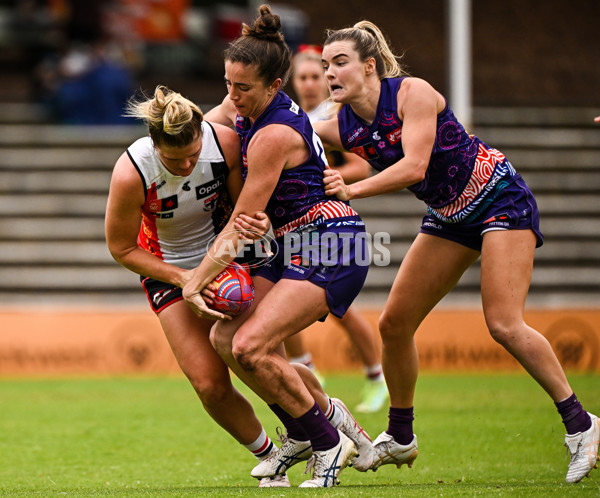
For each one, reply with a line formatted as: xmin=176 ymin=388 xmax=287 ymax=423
xmin=209 ymin=121 xmax=241 ymax=168
xmin=210 ymin=121 xmax=240 ymax=147
xmin=107 ymin=151 xmax=145 ymax=212
xmin=111 ymin=151 xmax=142 ymax=189
xmin=398 ymin=77 xmax=437 ymax=101
xmin=253 ymin=122 xmax=306 ymax=166
xmin=398 ymin=77 xmax=445 ymax=116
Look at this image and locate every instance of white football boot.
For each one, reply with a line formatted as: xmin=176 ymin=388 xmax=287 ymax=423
xmin=251 ymin=428 xmax=312 ymax=479
xmin=564 ymin=412 xmax=600 ymax=483
xmin=258 ymin=473 xmax=291 ymax=487
xmin=331 ymin=398 xmax=375 ymax=471
xmin=299 ymin=431 xmax=358 ymax=487
xmin=371 ymin=431 xmax=418 ymax=471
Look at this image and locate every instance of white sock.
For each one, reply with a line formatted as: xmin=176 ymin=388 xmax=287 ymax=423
xmin=244 ymin=428 xmax=275 ymax=460
xmin=325 ymin=397 xmax=344 ymax=427
xmin=365 ymin=363 xmax=384 ymax=382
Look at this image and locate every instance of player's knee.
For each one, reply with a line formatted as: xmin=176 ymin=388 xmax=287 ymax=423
xmin=379 ymin=309 xmax=412 ymax=343
xmin=210 ymin=324 xmax=233 ymax=358
xmin=485 ymin=315 xmax=517 ymax=346
xmin=191 ymin=376 xmax=231 ymax=407
xmin=231 ymin=336 xmax=263 ymax=372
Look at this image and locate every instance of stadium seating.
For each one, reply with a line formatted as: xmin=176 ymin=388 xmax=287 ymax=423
xmin=0 ymin=104 xmax=598 ymax=309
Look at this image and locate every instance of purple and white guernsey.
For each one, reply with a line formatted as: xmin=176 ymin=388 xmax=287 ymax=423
xmin=337 ymin=77 xmax=517 ymax=223
xmin=236 ymin=91 xmax=362 ymax=238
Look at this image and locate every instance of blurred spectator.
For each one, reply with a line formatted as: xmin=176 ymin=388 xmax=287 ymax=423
xmin=37 ymin=41 xmax=135 ymax=124
xmin=33 ymin=0 xmax=136 ymax=124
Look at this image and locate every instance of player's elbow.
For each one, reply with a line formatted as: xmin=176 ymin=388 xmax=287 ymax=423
xmin=107 ymin=243 xmax=135 ymax=268
xmin=411 ymin=159 xmax=428 ymax=184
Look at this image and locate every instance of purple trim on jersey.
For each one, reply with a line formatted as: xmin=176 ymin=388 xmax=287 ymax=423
xmin=235 ymin=91 xmax=360 ymax=234
xmin=337 ymin=78 xmax=514 ymax=215
xmin=419 ymin=175 xmax=543 ymax=251
xmin=255 ymin=224 xmax=369 ymax=318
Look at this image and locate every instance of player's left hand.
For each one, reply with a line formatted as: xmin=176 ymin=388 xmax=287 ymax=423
xmin=182 ymin=282 xmax=231 ymax=321
xmin=235 ymin=211 xmax=270 ymax=240
xmin=323 ymin=168 xmax=352 ymax=201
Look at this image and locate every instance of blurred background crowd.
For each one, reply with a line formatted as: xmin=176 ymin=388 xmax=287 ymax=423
xmin=0 ymin=0 xmax=598 ymax=125
xmin=0 ymin=0 xmax=598 ymax=376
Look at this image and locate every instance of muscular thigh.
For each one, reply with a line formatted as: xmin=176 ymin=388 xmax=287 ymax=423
xmin=386 ymin=233 xmax=479 ymax=325
xmin=158 ymin=300 xmax=228 ymax=379
xmin=480 ymin=229 xmax=536 ymax=322
xmin=235 ymin=278 xmax=330 ymax=353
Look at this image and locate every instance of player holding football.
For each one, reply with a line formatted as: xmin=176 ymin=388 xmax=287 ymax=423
xmin=283 ymin=46 xmax=389 ymax=414
xmin=313 ymin=20 xmax=599 ymax=483
xmin=105 ymin=85 xmax=288 ymax=488
xmin=183 ymin=4 xmax=374 ymax=488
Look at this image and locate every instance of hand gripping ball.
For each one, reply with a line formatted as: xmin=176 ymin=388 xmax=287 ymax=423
xmin=209 ymin=262 xmax=255 ymax=316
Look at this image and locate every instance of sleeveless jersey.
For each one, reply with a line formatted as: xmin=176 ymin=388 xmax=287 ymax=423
xmin=337 ymin=77 xmax=517 ymax=223
xmin=306 ymin=99 xmax=345 ymax=167
xmin=128 ymin=121 xmax=233 ymax=269
xmin=235 ymin=91 xmax=360 ymax=239
xmin=306 ymin=99 xmax=336 ymax=123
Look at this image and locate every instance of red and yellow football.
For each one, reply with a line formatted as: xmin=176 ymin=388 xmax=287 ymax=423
xmin=209 ymin=262 xmax=255 ymax=316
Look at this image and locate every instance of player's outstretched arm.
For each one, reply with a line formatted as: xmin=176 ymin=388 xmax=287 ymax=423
xmin=105 ymin=152 xmax=188 ymax=287
xmin=204 ymin=94 xmax=238 ymax=127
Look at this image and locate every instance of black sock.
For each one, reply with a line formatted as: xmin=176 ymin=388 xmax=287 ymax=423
xmin=269 ymin=403 xmax=309 ymax=441
xmin=296 ymin=402 xmax=340 ymax=451
xmin=386 ymin=406 xmax=414 ymax=445
xmin=555 ymin=393 xmax=591 ymax=435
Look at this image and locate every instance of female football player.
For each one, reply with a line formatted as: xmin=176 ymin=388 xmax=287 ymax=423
xmin=284 ymin=46 xmax=388 ymax=414
xmin=314 ymin=20 xmax=599 ymax=482
xmin=183 ymin=4 xmax=374 ymax=488
xmin=105 ymin=85 xmax=288 ymax=487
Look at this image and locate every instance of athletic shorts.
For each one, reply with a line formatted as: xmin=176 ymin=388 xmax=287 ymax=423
xmin=256 ymin=222 xmax=369 ymax=319
xmin=140 ymin=276 xmax=183 ymax=314
xmin=138 ymin=250 xmax=261 ymax=314
xmin=419 ymin=175 xmax=543 ymax=251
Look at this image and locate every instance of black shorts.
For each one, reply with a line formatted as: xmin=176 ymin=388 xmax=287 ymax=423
xmin=140 ymin=276 xmax=183 ymax=314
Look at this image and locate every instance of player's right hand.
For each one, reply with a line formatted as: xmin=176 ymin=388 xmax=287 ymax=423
xmin=323 ymin=168 xmax=351 ymax=201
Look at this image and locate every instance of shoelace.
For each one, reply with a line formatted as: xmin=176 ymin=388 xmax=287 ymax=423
xmin=377 ymin=439 xmax=395 ymax=453
xmin=564 ymin=440 xmax=580 ymax=462
xmin=275 ymin=427 xmax=288 ymax=446
xmin=304 ymin=455 xmax=316 ymax=475
xmin=303 ymin=453 xmax=339 ymax=486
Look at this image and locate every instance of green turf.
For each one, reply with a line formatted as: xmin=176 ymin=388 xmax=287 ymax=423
xmin=0 ymin=372 xmax=598 ymax=496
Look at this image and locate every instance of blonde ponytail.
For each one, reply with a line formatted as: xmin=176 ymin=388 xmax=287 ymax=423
xmin=124 ymin=85 xmax=204 ymax=148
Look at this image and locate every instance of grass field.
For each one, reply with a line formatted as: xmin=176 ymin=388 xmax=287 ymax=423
xmin=1 ymin=372 xmax=599 ymax=496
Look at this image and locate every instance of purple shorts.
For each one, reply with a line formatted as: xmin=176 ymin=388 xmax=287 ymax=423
xmin=420 ymin=175 xmax=543 ymax=251
xmin=256 ymin=223 xmax=369 ymax=319
xmin=141 ymin=276 xmax=183 ymax=314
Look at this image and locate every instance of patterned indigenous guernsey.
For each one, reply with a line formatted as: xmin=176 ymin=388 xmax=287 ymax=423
xmin=235 ymin=91 xmax=362 ymax=238
xmin=128 ymin=121 xmax=233 ymax=269
xmin=337 ymin=77 xmax=519 ymax=224
xmin=234 ymin=91 xmax=368 ymax=318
